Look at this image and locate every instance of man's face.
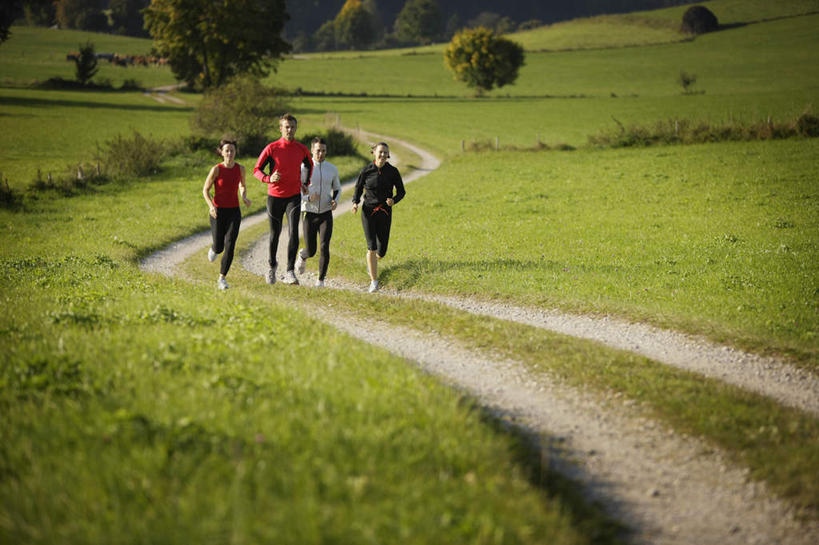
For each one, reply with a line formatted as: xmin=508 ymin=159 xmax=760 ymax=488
xmin=312 ymin=143 xmax=327 ymax=163
xmin=280 ymin=120 xmax=297 ymax=141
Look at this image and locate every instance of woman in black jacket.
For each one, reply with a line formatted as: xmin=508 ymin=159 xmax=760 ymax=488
xmin=352 ymin=142 xmax=406 ymax=293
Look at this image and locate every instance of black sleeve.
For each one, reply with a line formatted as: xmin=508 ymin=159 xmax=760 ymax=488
xmin=391 ymin=167 xmax=406 ymax=204
xmin=352 ymin=167 xmax=367 ymax=204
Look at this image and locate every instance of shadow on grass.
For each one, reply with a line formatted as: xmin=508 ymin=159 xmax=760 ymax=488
xmin=381 ymin=257 xmax=625 ymax=288
xmin=0 ymin=95 xmax=193 ymax=113
xmin=469 ymin=399 xmax=629 ymax=544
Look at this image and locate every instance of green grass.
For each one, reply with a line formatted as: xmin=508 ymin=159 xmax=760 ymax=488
xmin=331 ymin=139 xmax=819 ymax=366
xmin=0 ymin=25 xmax=178 ymax=89
xmin=2 ymin=1 xmax=819 ymax=540
xmin=0 ymin=169 xmax=618 ymax=544
xmin=0 ymin=87 xmax=196 ymax=189
xmin=207 ymin=243 xmax=819 ymax=515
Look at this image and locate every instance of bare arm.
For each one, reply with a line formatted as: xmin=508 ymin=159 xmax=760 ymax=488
xmin=239 ymin=164 xmax=251 ymax=207
xmin=203 ymin=165 xmax=219 ymax=218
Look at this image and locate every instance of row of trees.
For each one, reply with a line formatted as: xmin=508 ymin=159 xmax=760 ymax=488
xmin=3 ymin=0 xmax=149 ymax=39
xmin=3 ymin=0 xmax=525 ymax=96
xmin=299 ymin=0 xmax=539 ymax=52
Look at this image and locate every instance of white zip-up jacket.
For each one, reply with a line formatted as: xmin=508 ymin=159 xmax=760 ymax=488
xmin=301 ymin=160 xmax=341 ymax=214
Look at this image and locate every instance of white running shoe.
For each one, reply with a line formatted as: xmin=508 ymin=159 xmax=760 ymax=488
xmin=295 ymin=252 xmax=306 ymax=274
xmin=208 ymin=248 xmax=217 ymax=262
xmin=368 ymin=280 xmax=379 ymax=293
xmin=283 ymin=270 xmax=299 ymax=285
xmin=315 ymin=279 xmax=325 ymax=287
xmin=217 ymin=276 xmax=229 ymax=290
xmin=265 ymin=266 xmax=276 ymax=285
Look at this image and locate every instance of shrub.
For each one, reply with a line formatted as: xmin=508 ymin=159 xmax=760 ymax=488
xmin=444 ymin=27 xmax=525 ymax=95
xmin=588 ymin=111 xmax=819 ymax=148
xmin=74 ymin=41 xmax=98 ymax=86
xmin=28 ymin=163 xmax=108 ymax=197
xmin=681 ymin=6 xmax=719 ymax=35
xmin=299 ymin=128 xmax=360 ymax=157
xmin=191 ymin=76 xmax=287 ymax=156
xmin=97 ymin=131 xmax=164 ymax=179
xmin=0 ymin=173 xmax=22 ymax=209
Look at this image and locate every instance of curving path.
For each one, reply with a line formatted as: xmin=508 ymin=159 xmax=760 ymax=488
xmin=141 ymin=129 xmax=818 ymax=544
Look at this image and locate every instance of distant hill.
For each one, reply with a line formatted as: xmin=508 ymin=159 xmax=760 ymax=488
xmin=284 ymin=0 xmax=699 ymax=40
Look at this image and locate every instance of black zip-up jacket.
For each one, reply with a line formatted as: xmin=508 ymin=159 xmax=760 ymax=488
xmin=352 ymin=162 xmax=406 ymax=208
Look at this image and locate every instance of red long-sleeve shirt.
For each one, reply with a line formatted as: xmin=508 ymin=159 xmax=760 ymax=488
xmin=253 ymin=138 xmax=313 ymax=198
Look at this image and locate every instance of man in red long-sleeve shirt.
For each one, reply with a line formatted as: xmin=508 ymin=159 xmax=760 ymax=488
xmin=254 ymin=113 xmax=313 ymax=285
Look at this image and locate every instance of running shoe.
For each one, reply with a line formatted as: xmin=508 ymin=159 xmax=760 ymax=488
xmin=208 ymin=248 xmax=217 ymax=262
xmin=283 ymin=270 xmax=299 ymax=285
xmin=368 ymin=280 xmax=379 ymax=293
xmin=265 ymin=266 xmax=276 ymax=285
xmin=217 ymin=276 xmax=229 ymax=290
xmin=315 ymin=279 xmax=325 ymax=287
xmin=295 ymin=252 xmax=306 ymax=274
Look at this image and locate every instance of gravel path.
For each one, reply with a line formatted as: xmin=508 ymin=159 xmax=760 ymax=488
xmin=141 ymin=130 xmax=818 ymax=544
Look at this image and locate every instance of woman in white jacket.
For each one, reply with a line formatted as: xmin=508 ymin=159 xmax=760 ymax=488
xmin=295 ymin=137 xmax=341 ymax=287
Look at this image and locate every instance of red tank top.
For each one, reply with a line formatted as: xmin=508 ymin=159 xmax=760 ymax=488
xmin=213 ymin=163 xmax=241 ymax=208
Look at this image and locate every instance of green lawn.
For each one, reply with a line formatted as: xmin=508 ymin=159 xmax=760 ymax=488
xmin=2 ymin=1 xmax=819 ymax=541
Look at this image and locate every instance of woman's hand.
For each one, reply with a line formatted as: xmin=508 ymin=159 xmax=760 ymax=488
xmin=386 ymin=198 xmax=394 ymax=206
xmin=242 ymin=196 xmax=251 ymax=207
xmin=352 ymin=203 xmax=358 ymax=214
xmin=331 ymin=199 xmax=337 ymax=211
xmin=208 ymin=205 xmax=217 ymax=219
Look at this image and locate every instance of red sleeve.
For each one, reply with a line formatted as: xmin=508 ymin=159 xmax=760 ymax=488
xmin=253 ymin=143 xmax=274 ymax=184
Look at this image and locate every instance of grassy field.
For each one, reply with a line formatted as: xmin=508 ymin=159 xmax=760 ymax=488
xmin=2 ymin=0 xmax=819 ymax=541
xmin=0 ymin=26 xmax=178 ymax=88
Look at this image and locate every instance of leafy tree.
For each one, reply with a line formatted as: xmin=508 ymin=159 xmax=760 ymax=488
xmin=54 ymin=0 xmax=107 ymax=31
xmin=109 ymin=0 xmax=149 ymax=37
xmin=334 ymin=0 xmax=376 ymax=50
xmin=313 ymin=19 xmax=336 ymax=51
xmin=74 ymin=41 xmax=98 ymax=85
xmin=681 ymin=5 xmax=719 ymax=35
xmin=191 ymin=76 xmax=287 ymax=155
xmin=444 ymin=27 xmax=525 ymax=95
xmin=22 ymin=0 xmax=55 ymax=26
xmin=394 ymin=0 xmax=442 ymax=45
xmin=1 ymin=1 xmax=23 ymax=45
xmin=144 ymin=0 xmax=290 ymax=89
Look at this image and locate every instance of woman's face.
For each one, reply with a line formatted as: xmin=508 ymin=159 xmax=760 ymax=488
xmin=373 ymin=145 xmax=389 ymax=167
xmin=220 ymin=143 xmax=236 ymax=163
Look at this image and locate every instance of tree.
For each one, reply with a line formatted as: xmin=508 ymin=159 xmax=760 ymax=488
xmin=681 ymin=5 xmax=719 ymax=35
xmin=109 ymin=0 xmax=149 ymax=37
xmin=444 ymin=27 xmax=525 ymax=95
xmin=394 ymin=0 xmax=442 ymax=45
xmin=191 ymin=76 xmax=287 ymax=155
xmin=54 ymin=0 xmax=107 ymax=31
xmin=1 ymin=1 xmax=23 ymax=45
xmin=334 ymin=0 xmax=376 ymax=50
xmin=144 ymin=0 xmax=290 ymax=89
xmin=74 ymin=41 xmax=98 ymax=85
xmin=22 ymin=0 xmax=55 ymax=26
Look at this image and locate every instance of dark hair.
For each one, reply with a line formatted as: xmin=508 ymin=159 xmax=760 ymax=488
xmin=370 ymin=141 xmax=389 ymax=157
xmin=218 ymin=137 xmax=238 ymax=154
xmin=311 ymin=137 xmax=327 ymax=147
xmin=279 ymin=113 xmax=297 ymax=125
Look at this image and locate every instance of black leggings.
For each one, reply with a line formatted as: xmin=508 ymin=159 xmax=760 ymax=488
xmin=266 ymin=194 xmax=301 ymax=270
xmin=361 ymin=204 xmax=392 ymax=257
xmin=210 ymin=207 xmax=241 ymax=276
xmin=301 ymin=210 xmax=333 ymax=280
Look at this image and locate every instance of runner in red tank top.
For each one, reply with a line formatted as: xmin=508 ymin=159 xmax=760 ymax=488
xmin=203 ymin=138 xmax=251 ymax=290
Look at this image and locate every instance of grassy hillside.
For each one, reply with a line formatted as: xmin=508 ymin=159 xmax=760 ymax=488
xmin=0 ymin=26 xmax=178 ymax=89
xmin=1 ymin=1 xmax=818 ymax=541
